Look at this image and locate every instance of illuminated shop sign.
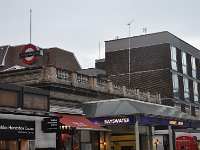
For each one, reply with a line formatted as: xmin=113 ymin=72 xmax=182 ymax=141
xmin=169 ymin=120 xmax=184 ymax=126
xmin=42 ymin=118 xmax=59 ymax=133
xmin=0 ymin=119 xmax=35 ymax=140
xmin=103 ymin=116 xmax=135 ymax=125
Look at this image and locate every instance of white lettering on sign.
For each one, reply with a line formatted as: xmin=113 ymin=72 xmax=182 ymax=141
xmin=72 ymin=122 xmax=87 ymax=127
xmin=104 ymin=118 xmax=130 ymax=124
xmin=0 ymin=125 xmax=35 ymax=131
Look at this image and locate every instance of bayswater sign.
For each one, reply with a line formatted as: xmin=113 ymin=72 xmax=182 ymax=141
xmin=0 ymin=119 xmax=35 ymax=140
xmin=103 ymin=116 xmax=135 ymax=125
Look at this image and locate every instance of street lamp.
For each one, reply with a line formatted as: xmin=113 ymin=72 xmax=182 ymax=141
xmin=127 ymin=19 xmax=134 ymax=85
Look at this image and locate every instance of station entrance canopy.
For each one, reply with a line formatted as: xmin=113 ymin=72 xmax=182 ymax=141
xmin=83 ymin=98 xmax=200 ymax=128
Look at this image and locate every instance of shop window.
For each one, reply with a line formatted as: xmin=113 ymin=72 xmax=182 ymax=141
xmin=0 ymin=89 xmax=18 ymax=107
xmin=171 ymin=46 xmax=177 ymax=71
xmin=23 ymin=93 xmax=48 ymax=111
xmin=0 ymin=141 xmax=18 ymax=150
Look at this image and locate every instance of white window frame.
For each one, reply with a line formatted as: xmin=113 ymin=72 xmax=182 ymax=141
xmin=170 ymin=46 xmax=177 ymax=71
xmin=182 ymin=52 xmax=187 ymax=75
xmin=172 ymin=74 xmax=179 ymax=99
xmin=191 ymin=56 xmax=197 ymax=78
xmin=183 ymin=78 xmax=190 ymax=101
xmin=193 ymin=81 xmax=199 ymax=103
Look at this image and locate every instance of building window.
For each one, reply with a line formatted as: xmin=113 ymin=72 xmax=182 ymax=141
xmin=23 ymin=93 xmax=49 ymax=111
xmin=0 ymin=89 xmax=19 ymax=107
xmin=182 ymin=52 xmax=187 ymax=75
xmin=195 ymin=107 xmax=200 ymax=120
xmin=183 ymin=78 xmax=190 ymax=102
xmin=57 ymin=69 xmax=70 ymax=81
xmin=191 ymin=56 xmax=196 ymax=78
xmin=172 ymin=74 xmax=179 ymax=99
xmin=193 ymin=81 xmax=199 ymax=103
xmin=174 ymin=102 xmax=181 ymax=110
xmin=185 ymin=105 xmax=191 ymax=115
xmin=171 ymin=46 xmax=177 ymax=71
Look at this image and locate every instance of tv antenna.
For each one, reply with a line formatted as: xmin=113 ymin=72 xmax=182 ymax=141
xmin=30 ymin=9 xmax=32 ymax=44
xmin=127 ymin=19 xmax=134 ymax=84
xmin=143 ymin=27 xmax=147 ymax=35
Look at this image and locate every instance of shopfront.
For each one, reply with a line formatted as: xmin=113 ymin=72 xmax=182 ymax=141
xmin=0 ymin=82 xmax=57 ymax=150
xmin=0 ymin=119 xmax=35 ymax=150
xmin=0 ymin=113 xmax=57 ymax=150
xmin=56 ymin=114 xmax=109 ymax=150
xmin=83 ymin=98 xmax=200 ymax=150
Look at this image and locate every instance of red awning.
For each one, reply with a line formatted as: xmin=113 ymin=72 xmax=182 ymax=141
xmin=57 ymin=114 xmax=108 ymax=131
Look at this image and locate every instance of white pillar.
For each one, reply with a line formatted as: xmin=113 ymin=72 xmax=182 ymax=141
xmin=135 ymin=118 xmax=140 ymax=150
xmin=168 ymin=125 xmax=173 ymax=150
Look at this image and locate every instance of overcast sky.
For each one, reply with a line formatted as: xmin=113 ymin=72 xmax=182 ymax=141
xmin=1 ymin=0 xmax=200 ymax=69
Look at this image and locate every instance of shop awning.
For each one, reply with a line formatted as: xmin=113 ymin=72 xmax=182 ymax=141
xmin=57 ymin=114 xmax=109 ymax=131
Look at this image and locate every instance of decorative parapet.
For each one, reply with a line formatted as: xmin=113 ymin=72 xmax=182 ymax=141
xmin=1 ymin=66 xmax=160 ymax=104
xmin=43 ymin=66 xmax=161 ymax=103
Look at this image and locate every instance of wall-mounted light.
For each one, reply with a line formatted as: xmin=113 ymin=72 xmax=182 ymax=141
xmin=100 ymin=139 xmax=106 ymax=145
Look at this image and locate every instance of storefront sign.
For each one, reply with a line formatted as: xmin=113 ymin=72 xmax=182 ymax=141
xmin=191 ymin=121 xmax=200 ymax=128
xmin=140 ymin=115 xmax=187 ymax=127
xmin=103 ymin=116 xmax=135 ymax=125
xmin=42 ymin=118 xmax=58 ymax=133
xmin=19 ymin=44 xmax=43 ymax=65
xmin=0 ymin=119 xmax=35 ymax=140
xmin=169 ymin=120 xmax=184 ymax=126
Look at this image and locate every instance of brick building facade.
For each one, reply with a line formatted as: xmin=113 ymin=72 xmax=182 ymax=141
xmin=0 ymin=44 xmax=81 ymax=71
xmin=96 ymin=31 xmax=200 ymax=116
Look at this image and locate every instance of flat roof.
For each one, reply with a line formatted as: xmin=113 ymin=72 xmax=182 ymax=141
xmin=105 ymin=31 xmax=200 ymax=59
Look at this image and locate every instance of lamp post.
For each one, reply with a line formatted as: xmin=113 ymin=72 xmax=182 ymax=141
xmin=127 ymin=19 xmax=134 ymax=85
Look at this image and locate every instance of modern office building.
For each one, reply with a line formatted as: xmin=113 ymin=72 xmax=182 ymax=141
xmin=96 ymin=31 xmax=200 ymax=117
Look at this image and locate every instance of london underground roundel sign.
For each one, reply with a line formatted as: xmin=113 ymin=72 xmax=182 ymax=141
xmin=19 ymin=44 xmax=41 ymax=65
